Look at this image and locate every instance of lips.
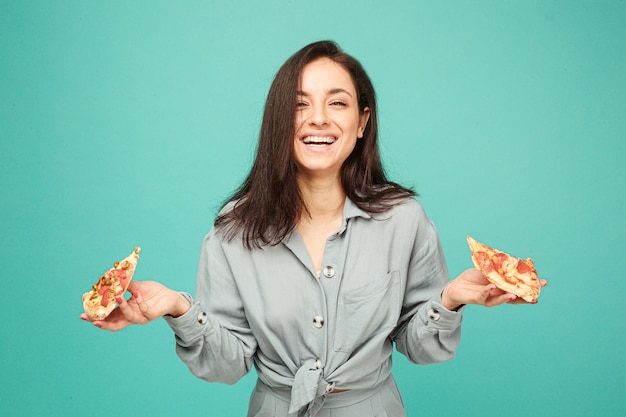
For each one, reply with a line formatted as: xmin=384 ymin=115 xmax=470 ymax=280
xmin=302 ymin=135 xmax=337 ymax=145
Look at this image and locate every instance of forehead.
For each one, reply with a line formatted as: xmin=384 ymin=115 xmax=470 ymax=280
xmin=298 ymin=58 xmax=356 ymax=95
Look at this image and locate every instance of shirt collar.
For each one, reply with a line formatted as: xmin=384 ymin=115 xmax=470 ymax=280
xmin=284 ymin=197 xmax=371 ymax=246
xmin=343 ymin=197 xmax=371 ymax=221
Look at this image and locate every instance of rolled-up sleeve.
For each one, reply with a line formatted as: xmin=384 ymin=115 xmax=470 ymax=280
xmin=164 ymin=229 xmax=257 ymax=385
xmin=391 ymin=204 xmax=464 ymax=364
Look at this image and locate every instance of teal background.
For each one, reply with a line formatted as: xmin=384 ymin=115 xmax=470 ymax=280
xmin=1 ymin=1 xmax=624 ymax=416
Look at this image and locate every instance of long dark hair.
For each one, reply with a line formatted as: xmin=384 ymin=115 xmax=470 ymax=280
xmin=215 ymin=40 xmax=415 ymax=248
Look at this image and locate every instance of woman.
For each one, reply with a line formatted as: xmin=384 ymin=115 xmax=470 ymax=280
xmin=81 ymin=40 xmax=546 ymax=416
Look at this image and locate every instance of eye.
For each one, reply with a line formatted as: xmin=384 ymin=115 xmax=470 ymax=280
xmin=330 ymin=101 xmax=347 ymax=107
xmin=296 ymin=101 xmax=308 ymax=108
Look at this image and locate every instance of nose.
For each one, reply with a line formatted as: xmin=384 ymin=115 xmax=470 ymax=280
xmin=308 ymin=104 xmax=329 ymax=127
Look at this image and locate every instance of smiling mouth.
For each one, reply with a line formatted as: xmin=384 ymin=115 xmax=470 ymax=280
xmin=302 ymin=136 xmax=337 ymax=146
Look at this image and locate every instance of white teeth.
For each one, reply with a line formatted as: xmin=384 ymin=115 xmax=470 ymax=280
xmin=303 ymin=136 xmax=335 ymax=144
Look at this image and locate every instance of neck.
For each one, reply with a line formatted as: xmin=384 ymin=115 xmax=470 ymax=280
xmin=297 ymin=174 xmax=346 ymax=223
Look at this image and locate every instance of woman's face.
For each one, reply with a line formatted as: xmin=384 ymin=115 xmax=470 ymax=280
xmin=293 ymin=58 xmax=370 ymax=179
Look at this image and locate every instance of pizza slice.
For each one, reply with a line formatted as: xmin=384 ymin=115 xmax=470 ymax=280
xmin=82 ymin=247 xmax=140 ymax=320
xmin=467 ymin=236 xmax=541 ymax=303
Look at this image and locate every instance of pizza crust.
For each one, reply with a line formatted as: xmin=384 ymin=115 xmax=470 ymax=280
xmin=467 ymin=236 xmax=541 ymax=303
xmin=82 ymin=247 xmax=140 ymax=320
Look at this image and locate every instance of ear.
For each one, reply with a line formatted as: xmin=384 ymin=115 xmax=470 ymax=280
xmin=357 ymin=107 xmax=371 ymax=139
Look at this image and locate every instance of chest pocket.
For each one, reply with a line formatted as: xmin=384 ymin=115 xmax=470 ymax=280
xmin=334 ymin=271 xmax=401 ymax=353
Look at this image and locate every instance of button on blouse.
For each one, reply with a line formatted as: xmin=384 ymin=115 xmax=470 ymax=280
xmin=322 ymin=266 xmax=335 ymax=278
xmin=312 ymin=315 xmax=325 ymax=328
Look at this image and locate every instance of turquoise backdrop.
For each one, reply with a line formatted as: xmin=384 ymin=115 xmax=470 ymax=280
xmin=1 ymin=1 xmax=624 ymax=416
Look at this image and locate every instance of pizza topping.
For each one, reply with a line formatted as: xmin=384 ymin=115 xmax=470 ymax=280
xmin=102 ymin=291 xmax=113 ymax=307
xmin=516 ymin=259 xmax=533 ymax=275
xmin=473 ymin=251 xmax=493 ymax=274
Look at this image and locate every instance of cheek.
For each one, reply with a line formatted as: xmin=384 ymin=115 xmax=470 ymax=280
xmin=294 ymin=115 xmax=305 ymax=133
xmin=347 ymin=114 xmax=363 ymax=135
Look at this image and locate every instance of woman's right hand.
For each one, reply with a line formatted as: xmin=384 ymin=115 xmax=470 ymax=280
xmin=80 ymin=280 xmax=191 ymax=332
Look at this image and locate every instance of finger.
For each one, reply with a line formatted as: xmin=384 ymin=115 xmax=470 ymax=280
xmin=486 ymin=284 xmax=506 ymax=297
xmin=93 ymin=306 xmax=138 ymax=331
xmin=116 ymin=295 xmax=147 ymax=324
xmin=487 ymin=292 xmax=517 ymax=307
xmin=507 ymin=295 xmax=540 ymax=305
xmin=131 ymin=291 xmax=151 ymax=318
xmin=470 ymin=284 xmax=493 ymax=305
xmin=93 ymin=318 xmax=129 ymax=332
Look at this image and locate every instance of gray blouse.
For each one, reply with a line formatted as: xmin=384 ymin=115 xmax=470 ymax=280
xmin=165 ymin=197 xmax=463 ymax=413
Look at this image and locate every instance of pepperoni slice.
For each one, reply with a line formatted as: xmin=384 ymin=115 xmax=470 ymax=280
xmin=490 ymin=252 xmax=508 ymax=268
xmin=516 ymin=259 xmax=534 ymax=275
xmin=474 ymin=251 xmax=494 ymax=274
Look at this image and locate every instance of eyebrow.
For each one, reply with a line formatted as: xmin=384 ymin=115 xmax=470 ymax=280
xmin=296 ymin=88 xmax=353 ymax=97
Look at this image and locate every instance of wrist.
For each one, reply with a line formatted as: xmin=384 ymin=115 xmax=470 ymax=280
xmin=168 ymin=292 xmax=191 ymax=318
xmin=441 ymin=282 xmax=464 ymax=312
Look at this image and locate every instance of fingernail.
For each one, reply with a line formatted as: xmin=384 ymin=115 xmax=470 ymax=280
xmin=132 ymin=291 xmax=139 ymax=298
xmin=94 ymin=322 xmax=102 ymax=328
xmin=116 ymin=296 xmax=124 ymax=304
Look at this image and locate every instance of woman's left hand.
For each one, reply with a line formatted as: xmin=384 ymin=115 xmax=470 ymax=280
xmin=441 ymin=268 xmax=548 ymax=310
